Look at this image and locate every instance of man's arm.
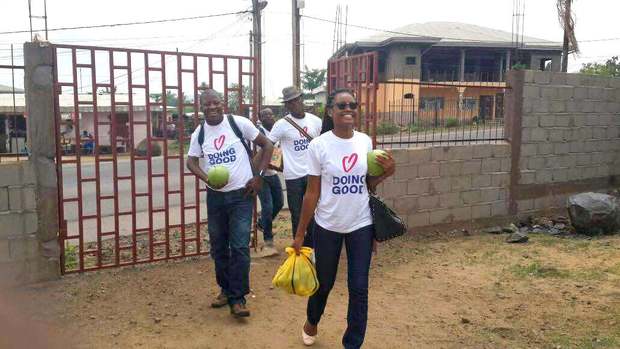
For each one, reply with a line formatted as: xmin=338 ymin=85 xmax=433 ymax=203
xmin=186 ymin=156 xmax=208 ymax=184
xmin=253 ymin=133 xmax=274 ymax=174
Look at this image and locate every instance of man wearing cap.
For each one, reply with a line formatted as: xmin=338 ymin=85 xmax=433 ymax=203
xmin=268 ymin=86 xmax=322 ymax=246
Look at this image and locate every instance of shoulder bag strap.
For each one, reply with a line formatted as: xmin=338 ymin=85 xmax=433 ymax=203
xmin=284 ymin=116 xmax=313 ymax=142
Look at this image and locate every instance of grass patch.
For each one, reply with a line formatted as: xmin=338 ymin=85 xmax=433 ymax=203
xmin=510 ymin=262 xmax=570 ymax=279
xmin=550 ymin=333 xmax=619 ymax=349
xmin=445 ymin=117 xmax=459 ymax=128
xmin=376 ymin=121 xmax=400 ymax=135
xmin=64 ymin=243 xmax=78 ymax=270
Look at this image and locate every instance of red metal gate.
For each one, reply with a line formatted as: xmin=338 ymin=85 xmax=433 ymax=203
xmin=52 ymin=44 xmax=257 ymax=273
xmin=327 ymin=52 xmax=379 ymax=144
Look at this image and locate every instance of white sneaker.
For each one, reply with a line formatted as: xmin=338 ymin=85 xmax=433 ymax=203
xmin=262 ymin=246 xmax=279 ymax=257
xmin=302 ymin=328 xmax=316 ymax=346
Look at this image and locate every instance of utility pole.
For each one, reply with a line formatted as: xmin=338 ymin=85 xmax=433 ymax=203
xmin=561 ymin=0 xmax=571 ymax=72
xmin=252 ymin=1 xmax=267 ymax=109
xmin=292 ymin=0 xmax=302 ymax=88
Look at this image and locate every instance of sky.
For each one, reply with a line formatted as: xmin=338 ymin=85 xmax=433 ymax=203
xmin=1 ymin=0 xmax=619 ymax=102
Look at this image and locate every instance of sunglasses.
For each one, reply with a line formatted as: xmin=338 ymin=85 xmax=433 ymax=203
xmin=335 ymin=102 xmax=358 ymax=110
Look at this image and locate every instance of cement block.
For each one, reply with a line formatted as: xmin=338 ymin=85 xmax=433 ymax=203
xmin=521 ymin=144 xmax=537 ymax=156
xmin=492 ymin=173 xmax=510 ymax=187
xmin=407 ymin=212 xmax=429 ymax=227
xmin=382 ymin=181 xmax=407 ymax=199
xmin=535 ymin=169 xmax=553 ymax=184
xmin=524 ymin=85 xmax=540 ymax=98
xmin=462 ymin=160 xmax=482 ymax=175
xmin=550 ymin=73 xmax=567 ymax=86
xmin=471 ymin=174 xmax=491 ymax=189
xmin=451 ymin=206 xmax=472 ymax=222
xmin=472 ymin=145 xmax=494 ymax=159
xmin=519 ymin=170 xmax=536 ymax=185
xmin=540 ymin=86 xmax=558 ymax=99
xmin=603 ymin=88 xmax=616 ymax=102
xmin=472 ymin=204 xmax=492 ymax=219
xmin=428 ymin=177 xmax=450 ymax=194
xmin=481 ymin=158 xmax=501 ymax=173
xmin=491 ymin=201 xmax=509 ymax=217
xmin=419 ymin=163 xmax=440 ymax=178
xmin=462 ymin=190 xmax=482 ymax=204
xmin=517 ymin=199 xmax=535 ymax=212
xmin=440 ymin=162 xmax=463 ymax=177
xmin=576 ymin=154 xmax=591 ymax=166
xmin=534 ymin=71 xmax=552 ymax=84
xmin=522 ymin=115 xmax=539 ymax=128
xmin=0 ymin=164 xmax=22 ymax=187
xmin=565 ymin=74 xmax=581 ymax=87
xmin=431 ymin=147 xmax=449 ymax=161
xmin=555 ymin=115 xmax=573 ymax=127
xmin=480 ymin=188 xmax=500 ymax=202
xmin=22 ymin=186 xmax=36 ymax=211
xmin=394 ymin=196 xmax=419 ymax=215
xmin=594 ymin=102 xmax=607 ymax=113
xmin=550 ymin=100 xmax=566 ymax=113
xmin=539 ymin=115 xmax=556 ymax=127
xmin=392 ymin=149 xmax=409 ymax=164
xmin=588 ymin=87 xmax=604 ymax=100
xmin=409 ymin=148 xmax=431 ymax=164
xmin=7 ymin=186 xmax=23 ymax=211
xmin=573 ymin=87 xmax=588 ymax=99
xmin=8 ymin=234 xmax=39 ymax=261
xmin=500 ymin=158 xmax=511 ymax=172
xmin=429 ymin=208 xmax=453 ymax=225
xmin=0 ymin=212 xmax=23 ymax=238
xmin=527 ymin=157 xmax=545 ymax=170
xmin=439 ymin=192 xmax=461 ymax=209
xmin=408 ymin=179 xmax=430 ymax=195
xmin=419 ymin=195 xmax=440 ymax=210
xmin=533 ymin=99 xmax=551 ymax=113
xmin=394 ymin=165 xmax=418 ymax=181
xmin=565 ymin=100 xmax=580 ymax=113
xmin=21 ymin=162 xmax=36 ymax=185
xmin=23 ymin=212 xmax=38 ymax=234
xmin=538 ymin=143 xmax=554 ymax=155
xmin=549 ymin=129 xmax=565 ymax=142
xmin=552 ymin=169 xmax=568 ymax=182
xmin=451 ymin=176 xmax=472 ymax=191
xmin=448 ymin=146 xmax=473 ymax=161
xmin=0 ymin=188 xmax=8 ymax=212
xmin=557 ymin=86 xmax=574 ymax=100
xmin=530 ymin=128 xmax=548 ymax=142
xmin=554 ymin=142 xmax=570 ymax=155
xmin=581 ymin=100 xmax=596 ymax=113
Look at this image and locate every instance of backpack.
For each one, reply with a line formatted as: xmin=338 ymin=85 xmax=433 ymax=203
xmin=198 ymin=115 xmax=257 ymax=175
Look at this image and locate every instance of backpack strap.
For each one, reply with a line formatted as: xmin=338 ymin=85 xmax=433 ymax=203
xmin=227 ymin=114 xmax=258 ymax=175
xmin=197 ymin=120 xmax=205 ymax=156
xmin=284 ymin=116 xmax=313 ymax=141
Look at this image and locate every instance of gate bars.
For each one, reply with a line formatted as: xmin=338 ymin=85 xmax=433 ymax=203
xmin=52 ymin=44 xmax=257 ymax=273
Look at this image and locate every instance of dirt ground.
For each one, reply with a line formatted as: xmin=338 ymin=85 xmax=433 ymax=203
xmin=3 ymin=212 xmax=620 ymax=349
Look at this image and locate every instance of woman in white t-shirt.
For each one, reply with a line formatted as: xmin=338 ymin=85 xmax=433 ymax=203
xmin=292 ymin=89 xmax=396 ymax=349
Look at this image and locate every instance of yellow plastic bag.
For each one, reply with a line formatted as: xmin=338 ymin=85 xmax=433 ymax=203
xmin=272 ymin=247 xmax=319 ymax=297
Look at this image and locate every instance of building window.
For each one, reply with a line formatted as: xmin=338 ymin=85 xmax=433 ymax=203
xmin=462 ymin=98 xmax=477 ymax=110
xmin=420 ymin=97 xmax=444 ymax=110
xmin=405 ymin=56 xmax=417 ymax=65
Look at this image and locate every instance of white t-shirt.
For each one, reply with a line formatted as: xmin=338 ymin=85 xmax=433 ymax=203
xmin=268 ymin=113 xmax=322 ymax=180
xmin=258 ymin=125 xmax=277 ymax=177
xmin=307 ymin=131 xmax=373 ymax=233
xmin=187 ymin=115 xmax=259 ymax=192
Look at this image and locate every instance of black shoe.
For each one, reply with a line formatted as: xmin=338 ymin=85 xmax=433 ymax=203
xmin=230 ymin=303 xmax=250 ymax=318
xmin=211 ymin=293 xmax=228 ymax=308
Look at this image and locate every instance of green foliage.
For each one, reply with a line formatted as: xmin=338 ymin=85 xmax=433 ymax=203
xmin=445 ymin=118 xmax=459 ymax=128
xmin=510 ymin=262 xmax=570 ymax=278
xmin=376 ymin=121 xmax=400 ymax=135
xmin=511 ymin=63 xmax=528 ymax=71
xmin=580 ymin=56 xmax=620 ymax=77
xmin=301 ymin=65 xmax=326 ymax=93
xmin=227 ymin=83 xmax=253 ymax=115
xmin=314 ymin=104 xmax=326 ymax=118
xmin=64 ymin=243 xmax=78 ymax=270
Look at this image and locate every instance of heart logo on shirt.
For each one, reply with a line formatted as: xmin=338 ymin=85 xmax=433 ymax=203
xmin=299 ymin=126 xmax=308 ymax=138
xmin=214 ymin=135 xmax=225 ymax=150
xmin=342 ymin=153 xmax=358 ymax=173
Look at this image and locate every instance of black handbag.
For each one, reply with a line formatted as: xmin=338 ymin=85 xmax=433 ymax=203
xmin=369 ymin=194 xmax=407 ymax=242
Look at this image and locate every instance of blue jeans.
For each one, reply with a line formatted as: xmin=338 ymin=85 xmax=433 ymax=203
xmin=206 ymin=188 xmax=253 ymax=305
xmin=257 ymin=174 xmax=284 ymax=242
xmin=307 ymin=223 xmax=374 ymax=349
xmin=285 ymin=176 xmax=314 ymax=246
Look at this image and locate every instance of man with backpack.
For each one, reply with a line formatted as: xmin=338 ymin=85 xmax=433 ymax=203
xmin=268 ymin=86 xmax=322 ymax=247
xmin=186 ymin=89 xmax=274 ymax=318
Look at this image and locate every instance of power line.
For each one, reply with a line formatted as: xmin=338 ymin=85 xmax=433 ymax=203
xmin=0 ymin=10 xmax=252 ymax=36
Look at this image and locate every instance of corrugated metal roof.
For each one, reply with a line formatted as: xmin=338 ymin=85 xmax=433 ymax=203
xmin=357 ymin=21 xmax=562 ymax=49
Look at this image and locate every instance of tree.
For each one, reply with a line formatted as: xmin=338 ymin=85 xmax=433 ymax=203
xmin=557 ymin=0 xmax=579 ymax=72
xmin=301 ymin=65 xmax=326 ymax=93
xmin=580 ymin=56 xmax=620 ymax=77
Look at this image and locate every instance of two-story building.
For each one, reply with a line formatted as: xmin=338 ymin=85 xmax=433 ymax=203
xmin=332 ymin=21 xmax=562 ymax=124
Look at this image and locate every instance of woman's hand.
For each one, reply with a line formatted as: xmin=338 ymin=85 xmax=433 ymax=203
xmin=376 ymin=151 xmax=396 ymax=178
xmin=292 ymin=233 xmax=305 ymax=255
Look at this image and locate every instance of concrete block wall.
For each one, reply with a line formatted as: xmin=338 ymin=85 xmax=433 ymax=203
xmin=515 ymin=71 xmax=620 ymax=213
xmin=0 ymin=161 xmax=52 ymax=286
xmin=377 ymin=143 xmax=511 ymax=228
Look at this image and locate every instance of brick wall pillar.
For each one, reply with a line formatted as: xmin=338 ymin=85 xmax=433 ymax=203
xmin=505 ymin=70 xmax=525 ymax=215
xmin=23 ymin=41 xmax=60 ymax=281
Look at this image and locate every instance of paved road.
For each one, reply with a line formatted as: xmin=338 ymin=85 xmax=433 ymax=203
xmin=61 ymin=156 xmax=287 ymax=242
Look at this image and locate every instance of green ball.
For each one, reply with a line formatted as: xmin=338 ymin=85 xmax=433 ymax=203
xmin=207 ymin=165 xmax=229 ymax=188
xmin=367 ymin=149 xmax=387 ymax=177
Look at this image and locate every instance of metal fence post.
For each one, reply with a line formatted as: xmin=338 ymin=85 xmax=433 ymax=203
xmin=24 ymin=41 xmax=60 ymax=279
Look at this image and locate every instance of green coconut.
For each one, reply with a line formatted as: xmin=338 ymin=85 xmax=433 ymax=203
xmin=207 ymin=165 xmax=230 ymax=188
xmin=367 ymin=149 xmax=388 ymax=177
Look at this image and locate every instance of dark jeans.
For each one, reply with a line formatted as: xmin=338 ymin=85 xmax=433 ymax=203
xmin=257 ymin=174 xmax=284 ymax=242
xmin=206 ymin=188 xmax=253 ymax=305
xmin=307 ymin=223 xmax=374 ymax=349
xmin=285 ymin=176 xmax=314 ymax=247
